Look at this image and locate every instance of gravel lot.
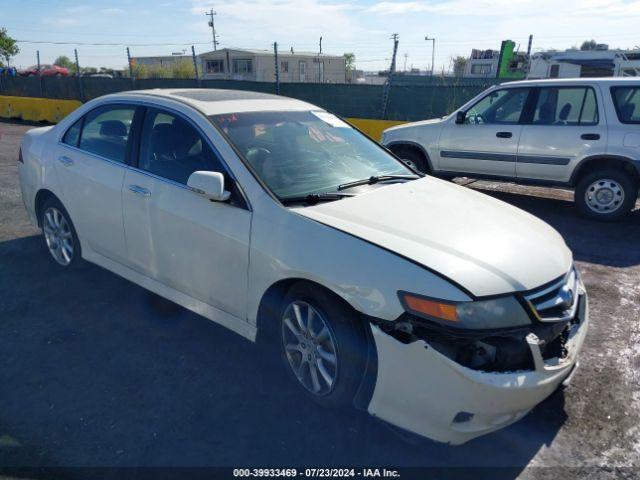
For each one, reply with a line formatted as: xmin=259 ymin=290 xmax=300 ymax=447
xmin=1 ymin=120 xmax=639 ymax=478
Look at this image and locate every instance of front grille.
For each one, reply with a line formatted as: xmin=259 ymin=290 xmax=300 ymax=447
xmin=523 ymin=268 xmax=579 ymax=322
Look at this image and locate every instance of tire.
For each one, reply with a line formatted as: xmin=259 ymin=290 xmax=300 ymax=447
xmin=40 ymin=197 xmax=82 ymax=268
xmin=279 ymin=283 xmax=368 ymax=409
xmin=575 ymin=169 xmax=637 ymax=222
xmin=391 ymin=146 xmax=430 ymax=174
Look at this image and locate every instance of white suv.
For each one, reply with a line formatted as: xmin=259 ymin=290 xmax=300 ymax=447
xmin=382 ymin=78 xmax=640 ymax=221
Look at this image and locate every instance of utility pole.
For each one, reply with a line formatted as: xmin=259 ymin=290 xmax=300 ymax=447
xmin=525 ymin=34 xmax=533 ymax=78
xmin=389 ymin=33 xmax=399 ymax=73
xmin=205 ymin=9 xmax=219 ymax=51
xmin=319 ymin=36 xmax=322 ymax=55
xmin=425 ymin=36 xmax=435 ymax=76
xmin=273 ymin=42 xmax=280 ymax=95
xmin=318 ymin=36 xmax=323 ymax=83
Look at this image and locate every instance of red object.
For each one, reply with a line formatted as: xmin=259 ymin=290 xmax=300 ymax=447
xmin=19 ymin=64 xmax=69 ymax=77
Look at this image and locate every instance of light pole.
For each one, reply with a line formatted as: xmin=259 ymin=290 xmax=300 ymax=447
xmin=425 ymin=36 xmax=435 ymax=76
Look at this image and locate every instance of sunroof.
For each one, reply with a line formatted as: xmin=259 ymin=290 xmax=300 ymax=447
xmin=171 ymin=89 xmax=281 ymax=102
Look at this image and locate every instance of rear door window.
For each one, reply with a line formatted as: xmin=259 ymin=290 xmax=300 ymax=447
xmin=532 ymin=87 xmax=598 ymax=126
xmin=78 ymin=105 xmax=136 ymax=163
xmin=611 ymin=86 xmax=640 ymax=124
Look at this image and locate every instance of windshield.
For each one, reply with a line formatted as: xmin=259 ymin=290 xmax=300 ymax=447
xmin=211 ymin=110 xmax=413 ymax=198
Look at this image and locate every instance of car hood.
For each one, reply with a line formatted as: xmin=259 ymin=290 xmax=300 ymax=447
xmin=294 ymin=177 xmax=572 ymax=297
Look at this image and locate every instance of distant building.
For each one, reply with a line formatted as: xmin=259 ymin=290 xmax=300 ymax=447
xmin=528 ymin=47 xmax=640 ymax=78
xmin=131 ymin=54 xmax=190 ymax=68
xmin=198 ymin=48 xmax=346 ymax=83
xmin=465 ymin=49 xmax=500 ymax=78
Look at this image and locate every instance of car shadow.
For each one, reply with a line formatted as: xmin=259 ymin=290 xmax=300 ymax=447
xmin=0 ymin=235 xmax=566 ymax=476
xmin=470 ymin=186 xmax=640 ymax=267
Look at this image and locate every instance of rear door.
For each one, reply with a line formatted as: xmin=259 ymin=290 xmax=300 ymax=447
xmin=437 ymin=87 xmax=532 ymax=177
xmin=517 ymin=85 xmax=606 ymax=183
xmin=53 ymin=104 xmax=139 ymax=264
xmin=122 ymin=106 xmax=251 ymax=320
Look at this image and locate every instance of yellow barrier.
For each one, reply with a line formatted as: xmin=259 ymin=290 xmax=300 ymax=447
xmin=0 ymin=96 xmax=81 ymax=123
xmin=346 ymin=118 xmax=406 ymax=141
xmin=0 ymin=95 xmax=407 ymax=141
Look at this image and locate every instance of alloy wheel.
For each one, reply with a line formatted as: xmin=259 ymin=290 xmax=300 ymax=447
xmin=43 ymin=207 xmax=74 ymax=266
xmin=584 ymin=178 xmax=625 ymax=214
xmin=281 ymin=300 xmax=338 ymax=396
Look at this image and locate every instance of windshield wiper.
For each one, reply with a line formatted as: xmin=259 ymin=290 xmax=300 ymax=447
xmin=280 ymin=192 xmax=354 ymax=206
xmin=337 ymin=174 xmax=420 ymax=191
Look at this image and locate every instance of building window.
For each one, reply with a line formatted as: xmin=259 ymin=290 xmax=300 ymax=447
xmin=470 ymin=63 xmax=492 ymax=75
xmin=281 ymin=61 xmax=289 ymax=72
xmin=549 ymin=64 xmax=560 ymax=78
xmin=206 ymin=59 xmax=224 ymax=74
xmin=233 ymin=59 xmax=253 ymax=74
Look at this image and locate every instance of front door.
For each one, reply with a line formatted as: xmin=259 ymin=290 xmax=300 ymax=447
xmin=122 ymin=107 xmax=251 ymax=319
xmin=437 ymin=87 xmax=532 ymax=177
xmin=517 ymin=86 xmax=607 ymax=183
xmin=53 ymin=104 xmax=138 ymax=263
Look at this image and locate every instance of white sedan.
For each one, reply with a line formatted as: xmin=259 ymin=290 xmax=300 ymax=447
xmin=18 ymin=89 xmax=589 ymax=444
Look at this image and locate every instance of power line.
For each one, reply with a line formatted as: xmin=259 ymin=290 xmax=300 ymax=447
xmin=16 ymin=40 xmax=213 ymax=47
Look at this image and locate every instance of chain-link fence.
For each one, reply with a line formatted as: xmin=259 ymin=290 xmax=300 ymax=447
xmin=0 ymin=74 xmax=503 ymax=122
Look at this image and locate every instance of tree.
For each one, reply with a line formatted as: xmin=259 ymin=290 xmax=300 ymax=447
xmin=0 ymin=28 xmax=19 ymax=66
xmin=452 ymin=56 xmax=468 ymax=77
xmin=580 ymin=39 xmax=598 ymax=51
xmin=54 ymin=55 xmax=75 ymax=70
xmin=344 ymin=52 xmax=355 ymax=73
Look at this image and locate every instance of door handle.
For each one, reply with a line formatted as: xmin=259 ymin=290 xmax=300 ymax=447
xmin=128 ymin=185 xmax=151 ymax=197
xmin=496 ymin=131 xmax=513 ymax=138
xmin=581 ymin=133 xmax=600 ymax=140
xmin=57 ymin=155 xmax=74 ymax=166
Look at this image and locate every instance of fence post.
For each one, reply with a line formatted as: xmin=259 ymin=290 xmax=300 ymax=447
xmin=126 ymin=47 xmax=134 ymax=87
xmin=37 ymin=50 xmax=44 ymax=97
xmin=74 ymin=49 xmax=84 ymax=102
xmin=191 ymin=45 xmax=200 ymax=86
xmin=273 ymin=42 xmax=280 ymax=95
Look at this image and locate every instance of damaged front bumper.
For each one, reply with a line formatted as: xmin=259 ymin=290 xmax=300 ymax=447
xmin=366 ymin=290 xmax=589 ymax=445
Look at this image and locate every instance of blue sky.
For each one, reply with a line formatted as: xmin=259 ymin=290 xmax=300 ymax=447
xmin=4 ymin=0 xmax=640 ymax=71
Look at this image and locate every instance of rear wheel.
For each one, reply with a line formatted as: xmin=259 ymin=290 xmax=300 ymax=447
xmin=40 ymin=197 xmax=81 ymax=268
xmin=279 ymin=284 xmax=368 ymax=408
xmin=575 ymin=169 xmax=637 ymax=221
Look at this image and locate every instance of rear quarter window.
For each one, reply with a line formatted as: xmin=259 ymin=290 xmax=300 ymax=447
xmin=611 ymin=86 xmax=640 ymax=124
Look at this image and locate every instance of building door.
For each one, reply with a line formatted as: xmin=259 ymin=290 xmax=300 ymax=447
xmin=299 ymin=61 xmax=307 ymax=82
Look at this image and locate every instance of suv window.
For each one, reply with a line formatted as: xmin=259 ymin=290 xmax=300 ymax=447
xmin=465 ymin=88 xmax=530 ymax=125
xmin=532 ymin=87 xmax=598 ymax=125
xmin=611 ymin=86 xmax=640 ymax=124
xmin=78 ymin=105 xmax=136 ymax=163
xmin=138 ymin=108 xmax=225 ymax=185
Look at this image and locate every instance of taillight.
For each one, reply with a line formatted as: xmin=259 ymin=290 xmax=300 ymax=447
xmin=18 ymin=148 xmax=24 ymax=163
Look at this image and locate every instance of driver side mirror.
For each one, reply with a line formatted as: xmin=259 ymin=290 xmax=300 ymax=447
xmin=187 ymin=171 xmax=231 ymax=202
xmin=455 ymin=111 xmax=466 ymax=124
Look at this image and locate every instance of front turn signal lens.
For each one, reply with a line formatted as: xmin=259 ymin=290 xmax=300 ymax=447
xmin=400 ymin=293 xmax=458 ymax=323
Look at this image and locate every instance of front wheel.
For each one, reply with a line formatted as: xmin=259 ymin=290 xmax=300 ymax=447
xmin=575 ymin=169 xmax=637 ymax=221
xmin=279 ymin=284 xmax=368 ymax=408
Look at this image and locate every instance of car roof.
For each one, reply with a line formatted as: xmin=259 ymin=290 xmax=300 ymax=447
xmin=499 ymin=77 xmax=640 ymax=87
xmin=106 ymin=88 xmax=318 ymax=115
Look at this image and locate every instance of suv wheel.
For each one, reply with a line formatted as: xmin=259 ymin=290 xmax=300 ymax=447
xmin=576 ymin=169 xmax=637 ymax=221
xmin=391 ymin=147 xmax=430 ymax=174
xmin=40 ymin=197 xmax=81 ymax=267
xmin=279 ymin=284 xmax=367 ymax=408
